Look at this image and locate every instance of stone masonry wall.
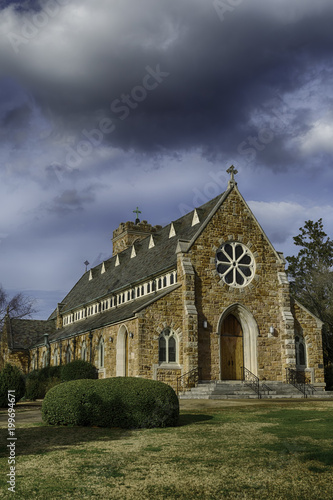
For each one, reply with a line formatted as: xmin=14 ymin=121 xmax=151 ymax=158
xmin=139 ymin=286 xmax=184 ymax=392
xmin=0 ymin=321 xmax=30 ymax=374
xmin=32 ymin=318 xmax=138 ymax=379
xmin=292 ymin=300 xmax=325 ymax=386
xmin=186 ymin=186 xmax=308 ymax=382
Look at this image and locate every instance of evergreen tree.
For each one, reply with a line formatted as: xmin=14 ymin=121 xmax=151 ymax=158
xmin=286 ymin=219 xmax=333 ymax=364
xmin=0 ymin=363 xmax=26 ymax=407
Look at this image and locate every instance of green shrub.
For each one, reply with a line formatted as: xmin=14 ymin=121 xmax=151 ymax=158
xmin=0 ymin=363 xmax=26 ymax=407
xmin=24 ymin=361 xmax=96 ymax=400
xmin=38 ymin=365 xmax=61 ymax=381
xmin=25 ymin=367 xmax=62 ymax=400
xmin=25 ymin=370 xmax=45 ymax=400
xmin=45 ymin=377 xmax=62 ymax=393
xmin=60 ymin=360 xmax=98 ymax=381
xmin=42 ymin=377 xmax=179 ymax=429
xmin=25 ymin=374 xmax=44 ymax=400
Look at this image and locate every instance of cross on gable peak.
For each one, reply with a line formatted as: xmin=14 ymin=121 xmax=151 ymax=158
xmin=227 ymin=165 xmax=238 ymax=187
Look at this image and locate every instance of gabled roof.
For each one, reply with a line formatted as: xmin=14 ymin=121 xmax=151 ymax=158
xmin=49 ymin=191 xmax=227 ymax=318
xmin=8 ymin=318 xmax=55 ymax=350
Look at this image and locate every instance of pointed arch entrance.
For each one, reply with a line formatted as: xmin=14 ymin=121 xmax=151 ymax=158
xmin=220 ymin=314 xmax=243 ymax=380
xmin=218 ymin=304 xmax=258 ymax=380
xmin=116 ymin=325 xmax=129 ymax=376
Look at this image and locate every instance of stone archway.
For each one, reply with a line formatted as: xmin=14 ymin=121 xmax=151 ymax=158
xmin=218 ymin=304 xmax=259 ymax=379
xmin=220 ymin=314 xmax=243 ymax=380
xmin=116 ymin=325 xmax=129 ymax=376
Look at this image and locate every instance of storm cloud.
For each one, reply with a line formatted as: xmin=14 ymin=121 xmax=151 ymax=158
xmin=0 ymin=0 xmax=332 ymax=317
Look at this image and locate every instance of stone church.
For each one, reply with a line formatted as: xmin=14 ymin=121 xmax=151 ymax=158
xmin=0 ymin=168 xmax=326 ymax=393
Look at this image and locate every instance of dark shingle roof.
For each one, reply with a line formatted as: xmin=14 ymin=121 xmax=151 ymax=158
xmin=9 ymin=318 xmax=55 ymax=350
xmin=49 ymin=191 xmax=226 ymax=319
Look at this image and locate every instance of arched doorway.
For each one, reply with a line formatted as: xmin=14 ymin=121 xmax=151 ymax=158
xmin=220 ymin=314 xmax=243 ymax=380
xmin=218 ymin=304 xmax=258 ymax=380
xmin=116 ymin=325 xmax=129 ymax=376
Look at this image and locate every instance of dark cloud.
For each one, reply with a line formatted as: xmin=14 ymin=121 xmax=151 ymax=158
xmin=2 ymin=102 xmax=31 ymax=127
xmin=0 ymin=0 xmax=333 ymax=318
xmin=1 ymin=0 xmax=333 ymax=168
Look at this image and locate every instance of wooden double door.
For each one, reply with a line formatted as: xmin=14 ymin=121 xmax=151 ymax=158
xmin=220 ymin=314 xmax=244 ymax=380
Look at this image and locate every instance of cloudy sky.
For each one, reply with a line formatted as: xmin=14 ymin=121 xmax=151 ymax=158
xmin=0 ymin=0 xmax=333 ymax=319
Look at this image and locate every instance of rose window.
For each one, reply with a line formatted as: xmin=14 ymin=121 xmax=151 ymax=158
xmin=215 ymin=242 xmax=255 ymax=288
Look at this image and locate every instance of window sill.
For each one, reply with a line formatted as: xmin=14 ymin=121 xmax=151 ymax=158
xmin=158 ymin=363 xmax=181 ymax=370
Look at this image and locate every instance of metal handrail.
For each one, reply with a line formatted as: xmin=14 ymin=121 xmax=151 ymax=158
xmin=242 ymin=366 xmax=261 ymax=399
xmin=177 ymin=367 xmax=201 ymax=396
xmin=286 ymin=368 xmax=316 ymax=398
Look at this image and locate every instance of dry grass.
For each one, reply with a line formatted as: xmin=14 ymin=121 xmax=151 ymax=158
xmin=1 ymin=400 xmax=333 ymax=499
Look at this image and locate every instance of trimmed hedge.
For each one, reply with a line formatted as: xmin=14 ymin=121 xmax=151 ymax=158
xmin=60 ymin=360 xmax=98 ymax=381
xmin=24 ymin=361 xmax=97 ymax=400
xmin=0 ymin=363 xmax=25 ymax=407
xmin=42 ymin=377 xmax=179 ymax=429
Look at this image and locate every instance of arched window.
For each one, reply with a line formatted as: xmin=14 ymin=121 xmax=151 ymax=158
xmin=159 ymin=336 xmax=166 ymax=362
xmin=170 ymin=273 xmax=174 ymax=285
xmin=41 ymin=351 xmax=46 ymax=368
xmin=98 ymin=337 xmax=104 ymax=368
xmin=31 ymin=353 xmax=36 ymax=371
xmin=295 ymin=336 xmax=307 ymax=367
xmin=158 ymin=328 xmax=178 ymax=364
xmin=81 ymin=341 xmax=87 ymax=361
xmin=53 ymin=348 xmax=59 ymax=366
xmin=147 ymin=283 xmax=151 ymax=293
xmin=66 ymin=345 xmax=71 ymax=364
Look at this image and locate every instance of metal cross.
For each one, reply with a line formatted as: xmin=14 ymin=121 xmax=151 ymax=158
xmin=227 ymin=165 xmax=238 ymax=182
xmin=133 ymin=207 xmax=142 ymax=219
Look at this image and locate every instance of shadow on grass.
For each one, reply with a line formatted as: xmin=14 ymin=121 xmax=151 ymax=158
xmin=178 ymin=413 xmax=214 ymax=426
xmin=264 ymin=440 xmax=333 ymax=468
xmin=0 ymin=425 xmax=132 ymax=459
xmin=0 ymin=412 xmax=213 ymax=459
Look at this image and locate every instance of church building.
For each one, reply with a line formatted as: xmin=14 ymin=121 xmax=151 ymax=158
xmin=0 ymin=168 xmax=326 ymax=393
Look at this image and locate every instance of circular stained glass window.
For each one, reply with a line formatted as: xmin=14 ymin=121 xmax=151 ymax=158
xmin=215 ymin=242 xmax=255 ymax=288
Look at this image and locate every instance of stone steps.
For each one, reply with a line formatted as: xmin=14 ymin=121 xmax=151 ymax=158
xmin=179 ymin=380 xmax=333 ymax=400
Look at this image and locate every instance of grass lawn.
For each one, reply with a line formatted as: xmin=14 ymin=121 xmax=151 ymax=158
xmin=0 ymin=400 xmax=333 ymax=499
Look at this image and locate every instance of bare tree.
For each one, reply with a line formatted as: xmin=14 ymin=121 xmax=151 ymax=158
xmin=0 ymin=284 xmax=37 ymax=327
